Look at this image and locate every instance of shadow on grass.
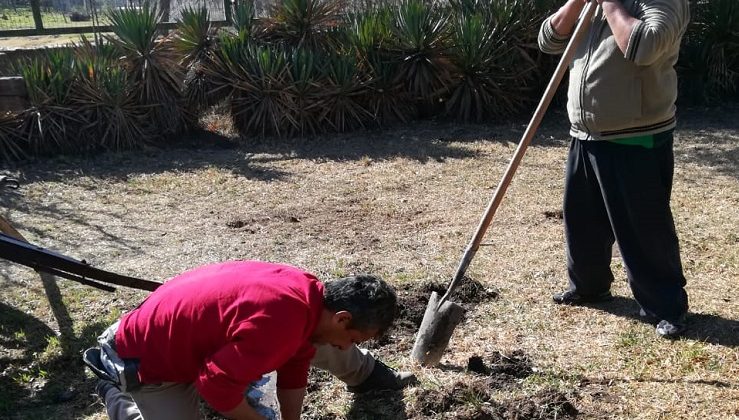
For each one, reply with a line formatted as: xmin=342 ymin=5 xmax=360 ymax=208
xmin=582 ymin=374 xmax=738 ymax=391
xmin=1 ymin=186 xmax=155 ymax=254
xmin=346 ymin=389 xmax=408 ymax=420
xmin=0 ymin=301 xmax=110 ymax=417
xmin=587 ymin=296 xmax=739 ymax=348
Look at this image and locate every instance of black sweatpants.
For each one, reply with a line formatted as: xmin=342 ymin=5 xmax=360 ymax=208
xmin=563 ymin=133 xmax=688 ymax=323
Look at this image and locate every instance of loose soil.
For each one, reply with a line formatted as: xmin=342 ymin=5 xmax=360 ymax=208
xmin=414 ymin=380 xmax=576 ymax=420
xmin=365 ymin=277 xmax=498 ymax=352
xmin=1 ymin=106 xmax=738 ymax=419
xmin=467 ymin=350 xmax=533 ymax=379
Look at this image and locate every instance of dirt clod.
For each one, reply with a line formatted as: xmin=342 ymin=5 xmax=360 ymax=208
xmin=467 ymin=350 xmax=534 ymax=379
xmin=501 ymin=389 xmax=578 ymax=419
xmin=393 ymin=277 xmax=498 ymax=331
xmin=415 ymin=380 xmax=577 ymax=420
xmin=488 ymin=350 xmax=533 ymax=378
xmin=418 ymin=277 xmax=499 ymax=304
xmin=226 ymin=219 xmax=247 ymax=228
xmin=467 ymin=356 xmax=488 ymax=374
xmin=414 ymin=380 xmax=494 ymax=416
xmin=543 ymin=210 xmax=564 ymax=220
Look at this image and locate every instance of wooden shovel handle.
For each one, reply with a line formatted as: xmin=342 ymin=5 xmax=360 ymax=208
xmin=439 ymin=2 xmax=599 ymax=305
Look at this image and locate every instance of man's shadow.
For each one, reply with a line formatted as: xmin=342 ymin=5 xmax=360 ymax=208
xmin=346 ymin=390 xmax=408 ymax=420
xmin=0 ymin=301 xmax=109 ymax=416
xmin=589 ymin=296 xmax=739 ymax=347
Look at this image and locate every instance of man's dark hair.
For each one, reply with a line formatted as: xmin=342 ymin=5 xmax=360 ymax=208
xmin=323 ymin=274 xmax=397 ymax=334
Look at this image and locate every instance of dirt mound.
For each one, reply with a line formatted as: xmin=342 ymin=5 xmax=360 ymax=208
xmin=393 ymin=277 xmax=498 ymax=330
xmin=414 ymin=380 xmax=577 ymax=420
xmin=467 ymin=350 xmax=533 ymax=378
xmin=415 ymin=380 xmax=495 ymax=416
xmin=417 ymin=277 xmax=499 ymax=304
xmin=501 ymin=389 xmax=578 ymax=419
xmin=543 ymin=209 xmax=564 ymax=220
xmin=363 ymin=278 xmax=498 ymax=350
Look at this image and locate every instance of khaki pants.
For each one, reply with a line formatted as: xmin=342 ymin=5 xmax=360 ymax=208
xmin=101 ymin=343 xmax=375 ymax=420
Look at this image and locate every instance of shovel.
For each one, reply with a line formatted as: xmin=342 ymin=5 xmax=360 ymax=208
xmin=411 ymin=1 xmax=598 ymax=366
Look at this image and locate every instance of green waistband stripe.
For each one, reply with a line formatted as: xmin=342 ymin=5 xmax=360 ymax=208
xmin=609 ymin=134 xmax=654 ymax=148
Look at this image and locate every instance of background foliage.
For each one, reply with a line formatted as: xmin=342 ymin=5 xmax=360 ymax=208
xmin=1 ymin=0 xmax=737 ymax=161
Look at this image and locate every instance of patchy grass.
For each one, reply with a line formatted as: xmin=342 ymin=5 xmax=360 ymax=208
xmin=1 ymin=106 xmax=738 ymax=419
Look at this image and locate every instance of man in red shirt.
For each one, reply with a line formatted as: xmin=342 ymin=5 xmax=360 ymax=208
xmin=84 ymin=260 xmax=398 ymax=420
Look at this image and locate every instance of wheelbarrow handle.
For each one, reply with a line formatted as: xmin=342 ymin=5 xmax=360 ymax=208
xmin=439 ymin=1 xmax=599 ymax=306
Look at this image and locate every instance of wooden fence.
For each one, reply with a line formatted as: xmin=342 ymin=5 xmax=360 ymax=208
xmin=0 ymin=0 xmax=232 ymax=37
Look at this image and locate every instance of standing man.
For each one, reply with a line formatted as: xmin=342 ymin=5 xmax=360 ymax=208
xmin=538 ymin=0 xmax=690 ymax=337
xmin=84 ymin=261 xmax=403 ymax=420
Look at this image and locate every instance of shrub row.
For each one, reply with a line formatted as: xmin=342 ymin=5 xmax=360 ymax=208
xmin=0 ymin=0 xmax=737 ymax=161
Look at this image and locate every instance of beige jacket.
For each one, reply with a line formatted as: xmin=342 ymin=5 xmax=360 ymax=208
xmin=538 ymin=0 xmax=690 ymax=140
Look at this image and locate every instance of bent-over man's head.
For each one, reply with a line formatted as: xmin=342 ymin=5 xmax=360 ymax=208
xmin=312 ymin=274 xmax=397 ymax=350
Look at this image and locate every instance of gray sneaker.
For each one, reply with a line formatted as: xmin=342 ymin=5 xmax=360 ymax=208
xmin=655 ymin=320 xmax=686 ymax=338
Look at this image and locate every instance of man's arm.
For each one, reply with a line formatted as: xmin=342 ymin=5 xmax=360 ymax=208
xmin=599 ymin=0 xmax=639 ymax=55
xmin=538 ymin=0 xmax=587 ymax=54
xmin=277 ymin=387 xmax=306 ymax=420
xmin=221 ymin=399 xmax=267 ymax=420
xmin=551 ymin=0 xmax=587 ymax=36
xmin=601 ymin=0 xmax=690 ymax=66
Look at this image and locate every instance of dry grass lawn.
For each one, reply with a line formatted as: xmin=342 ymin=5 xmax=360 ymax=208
xmin=0 ymin=106 xmax=737 ymax=420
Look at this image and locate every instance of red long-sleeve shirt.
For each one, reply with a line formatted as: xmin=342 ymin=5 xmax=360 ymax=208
xmin=114 ymin=261 xmax=324 ymax=412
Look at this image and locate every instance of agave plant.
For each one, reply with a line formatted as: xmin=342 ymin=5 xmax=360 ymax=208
xmin=678 ymin=0 xmax=739 ymax=103
xmin=0 ymin=111 xmax=25 ymax=162
xmin=172 ymin=5 xmax=223 ymax=117
xmin=72 ymin=39 xmax=151 ymax=151
xmin=205 ymin=30 xmax=252 ymax=103
xmin=232 ymin=0 xmax=257 ymax=36
xmin=445 ymin=4 xmax=536 ymax=121
xmin=286 ymin=47 xmax=326 ymax=136
xmin=173 ymin=5 xmax=215 ymax=67
xmin=391 ymin=0 xmax=452 ymax=106
xmin=349 ymin=9 xmax=415 ymax=124
xmin=106 ymin=2 xmax=186 ymax=137
xmin=223 ymin=43 xmax=295 ymax=137
xmin=263 ymin=0 xmax=346 ymax=52
xmin=445 ymin=0 xmax=544 ymax=121
xmin=320 ymin=51 xmax=372 ymax=132
xmin=15 ymin=48 xmax=82 ymax=154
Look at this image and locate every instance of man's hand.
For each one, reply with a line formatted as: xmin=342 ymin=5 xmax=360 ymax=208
xmin=221 ymin=399 xmax=268 ymax=420
xmin=277 ymin=387 xmax=306 ymax=420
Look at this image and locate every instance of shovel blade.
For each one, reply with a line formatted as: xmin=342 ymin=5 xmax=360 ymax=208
xmin=410 ymin=291 xmax=466 ymax=366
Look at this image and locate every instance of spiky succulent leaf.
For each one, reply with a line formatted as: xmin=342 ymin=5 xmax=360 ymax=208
xmin=232 ymin=0 xmax=256 ymax=36
xmin=14 ymin=49 xmax=82 ymax=154
xmin=349 ymin=9 xmax=415 ymax=124
xmin=678 ymin=0 xmax=739 ymax=103
xmin=106 ymin=2 xmax=186 ymax=136
xmin=226 ymin=44 xmax=295 ymax=137
xmin=0 ymin=112 xmax=25 ymax=162
xmin=391 ymin=0 xmax=452 ymax=103
xmin=287 ymin=47 xmax=326 ymax=136
xmin=174 ymin=5 xmax=214 ymax=67
xmin=446 ymin=0 xmax=542 ymax=121
xmin=320 ymin=51 xmax=372 ymax=132
xmin=264 ymin=0 xmax=345 ymax=52
xmin=72 ymin=44 xmax=151 ymax=151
